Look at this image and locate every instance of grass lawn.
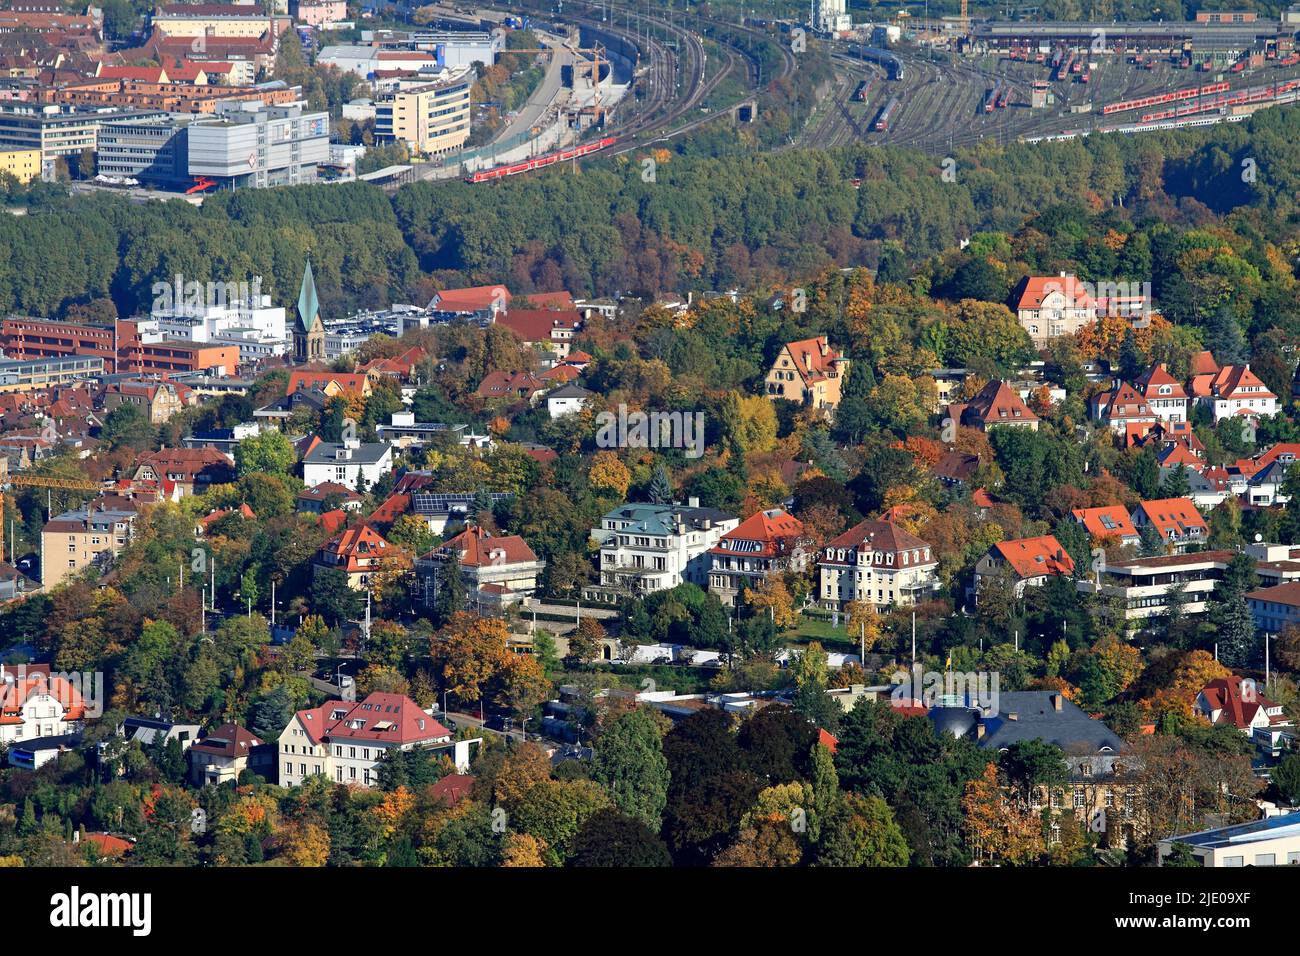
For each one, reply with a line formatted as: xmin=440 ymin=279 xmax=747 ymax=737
xmin=787 ymin=615 xmax=858 ymax=651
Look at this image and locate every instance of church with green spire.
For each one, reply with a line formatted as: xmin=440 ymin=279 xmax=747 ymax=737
xmin=294 ymin=258 xmax=326 ymax=364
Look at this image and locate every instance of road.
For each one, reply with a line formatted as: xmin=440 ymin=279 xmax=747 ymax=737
xmin=492 ymin=31 xmax=574 ymax=145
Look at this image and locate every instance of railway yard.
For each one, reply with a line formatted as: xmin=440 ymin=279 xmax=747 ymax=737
xmin=462 ymin=5 xmax=1300 ymax=178
xmin=801 ymin=46 xmax=1300 ymax=151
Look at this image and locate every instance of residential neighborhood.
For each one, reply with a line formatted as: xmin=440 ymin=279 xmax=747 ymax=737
xmin=0 ymin=1 xmax=1298 ymax=929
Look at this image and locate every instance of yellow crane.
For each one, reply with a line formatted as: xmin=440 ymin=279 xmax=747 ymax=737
xmin=0 ymin=475 xmax=104 ymax=563
xmin=7 ymin=475 xmax=102 ymax=493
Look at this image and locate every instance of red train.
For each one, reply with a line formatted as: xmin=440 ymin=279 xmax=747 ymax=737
xmin=466 ymin=137 xmax=618 ymax=183
xmin=1102 ymin=81 xmax=1230 ymax=115
xmin=1139 ymin=79 xmax=1300 ymax=122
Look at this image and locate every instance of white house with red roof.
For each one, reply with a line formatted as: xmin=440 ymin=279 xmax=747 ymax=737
xmin=974 ymin=534 xmax=1075 ymax=599
xmin=708 ymin=508 xmax=810 ymax=606
xmin=1011 ymin=273 xmax=1097 ymax=348
xmin=414 ymin=525 xmax=545 ymax=610
xmin=1194 ymin=675 xmax=1292 ymax=737
xmin=1130 ymin=497 xmax=1208 ymax=553
xmin=1088 ymin=380 xmax=1157 ymax=435
xmin=1134 ymin=364 xmax=1189 ymax=423
xmin=277 ymin=692 xmax=471 ymax=788
xmin=0 ymin=665 xmax=86 ymax=744
xmin=817 ymin=518 xmax=939 ymax=610
xmin=496 ymin=309 xmax=583 ymax=359
xmin=1189 ymin=358 xmax=1277 ymax=424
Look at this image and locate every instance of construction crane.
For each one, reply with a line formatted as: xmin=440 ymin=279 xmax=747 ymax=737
xmin=7 ymin=475 xmax=102 ymax=493
xmin=499 ymin=42 xmax=609 ymax=112
xmin=0 ymin=475 xmax=102 ymax=563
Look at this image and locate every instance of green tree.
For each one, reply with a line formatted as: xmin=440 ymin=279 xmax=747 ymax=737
xmin=235 ymin=429 xmax=296 ymax=478
xmin=592 ymin=708 xmax=670 ymax=829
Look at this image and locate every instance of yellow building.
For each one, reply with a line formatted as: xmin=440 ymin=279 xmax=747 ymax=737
xmin=0 ymin=147 xmax=40 ymax=183
xmin=374 ymin=73 xmax=472 ymax=156
xmin=764 ymin=335 xmax=849 ymax=415
xmin=150 ymin=6 xmax=290 ymax=39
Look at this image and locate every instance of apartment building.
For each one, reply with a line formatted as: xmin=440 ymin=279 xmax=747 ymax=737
xmin=150 ymin=3 xmax=292 ymax=40
xmin=583 ymin=500 xmax=739 ymax=603
xmin=1084 ymin=549 xmax=1236 ymax=628
xmin=817 ymin=519 xmax=940 ymax=610
xmin=373 ymin=70 xmax=473 ymax=156
xmin=301 ymin=440 xmax=393 ymax=492
xmin=1011 ymin=273 xmax=1098 ymax=348
xmin=0 ymin=146 xmax=39 ymax=182
xmin=414 ymin=525 xmax=545 ymax=611
xmin=41 ymin=502 xmax=139 ymax=589
xmin=278 ymin=692 xmax=471 ymax=789
xmin=708 ymin=508 xmax=810 ymax=607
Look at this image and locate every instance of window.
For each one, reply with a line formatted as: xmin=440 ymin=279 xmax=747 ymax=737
xmin=1223 ymin=855 xmax=1244 ymax=867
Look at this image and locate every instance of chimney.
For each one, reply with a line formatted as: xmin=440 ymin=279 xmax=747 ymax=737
xmin=803 ymin=351 xmax=811 ymax=369
xmin=976 ymin=722 xmax=986 ymax=740
xmin=1051 ymin=692 xmax=1063 ymax=712
xmin=1007 ymin=712 xmax=1019 ymax=721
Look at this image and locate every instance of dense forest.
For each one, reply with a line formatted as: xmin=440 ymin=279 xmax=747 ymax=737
xmin=1 ymin=102 xmax=1299 ymax=319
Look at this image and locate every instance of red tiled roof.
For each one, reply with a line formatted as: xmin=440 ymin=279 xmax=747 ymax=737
xmin=539 ymin=364 xmax=580 ymax=383
xmin=318 ymin=509 xmax=348 ymax=534
xmin=425 ymin=525 xmax=537 ymax=567
xmin=711 ymin=508 xmax=805 ymax=559
xmin=781 ymin=336 xmax=845 ymax=386
xmin=991 ymin=535 xmax=1074 ymax=579
xmin=1134 ymin=498 xmax=1207 ymax=540
xmin=294 ymin=692 xmax=451 ymax=747
xmin=432 ymin=285 xmax=511 ymax=312
xmin=824 ymin=518 xmax=931 ymax=559
xmin=1190 ymin=350 xmax=1221 ymax=377
xmin=497 ymin=309 xmax=582 ymax=345
xmin=475 ymin=370 xmax=545 ymax=400
xmin=1134 ymin=363 xmax=1187 ymax=400
xmin=957 ymin=380 xmax=1039 ymax=427
xmin=190 ymin=722 xmax=262 ymax=759
xmin=81 ymin=832 xmax=134 ymax=857
xmin=319 ymin=524 xmax=394 ymax=572
xmin=368 ymin=493 xmax=411 ymax=526
xmin=429 ymin=773 xmax=474 ymax=806
xmin=287 ymin=370 xmax=369 ymax=396
xmin=1198 ymin=675 xmax=1283 ymax=730
xmin=1011 ymin=274 xmax=1096 ymax=311
xmin=0 ymin=669 xmax=84 ymax=721
xmin=1072 ymin=505 xmax=1138 ymax=541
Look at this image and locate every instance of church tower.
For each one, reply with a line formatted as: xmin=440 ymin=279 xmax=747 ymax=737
xmin=294 ymin=258 xmax=325 ymax=364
